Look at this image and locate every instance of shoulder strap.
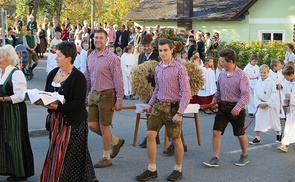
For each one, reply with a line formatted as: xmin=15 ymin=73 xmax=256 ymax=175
xmin=1 ymin=68 xmax=17 ymax=96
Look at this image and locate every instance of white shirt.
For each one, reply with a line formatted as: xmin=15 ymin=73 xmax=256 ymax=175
xmin=49 ymin=38 xmax=62 ymax=50
xmin=0 ymin=65 xmax=26 ymax=103
xmin=284 ymin=52 xmax=295 ymax=64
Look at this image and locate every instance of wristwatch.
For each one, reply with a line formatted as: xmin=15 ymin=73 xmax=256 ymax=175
xmin=177 ymin=112 xmax=183 ymax=116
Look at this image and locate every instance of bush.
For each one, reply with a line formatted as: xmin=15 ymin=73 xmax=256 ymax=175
xmin=216 ymin=41 xmax=292 ymax=68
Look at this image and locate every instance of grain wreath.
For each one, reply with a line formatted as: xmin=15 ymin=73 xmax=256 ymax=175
xmin=131 ymin=60 xmax=205 ymax=103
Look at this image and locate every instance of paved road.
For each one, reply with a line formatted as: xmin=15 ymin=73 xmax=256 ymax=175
xmin=0 ymin=55 xmax=294 ymax=182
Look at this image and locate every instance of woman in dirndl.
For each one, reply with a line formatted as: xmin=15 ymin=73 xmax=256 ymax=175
xmin=40 ymin=41 xmax=98 ymax=182
xmin=0 ymin=44 xmax=34 ymax=181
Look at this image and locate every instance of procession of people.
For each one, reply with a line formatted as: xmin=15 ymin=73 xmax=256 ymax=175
xmin=0 ymin=14 xmax=295 ymax=182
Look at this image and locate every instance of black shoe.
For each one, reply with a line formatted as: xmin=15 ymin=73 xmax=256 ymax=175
xmin=167 ymin=170 xmax=183 ymax=181
xmin=130 ymin=95 xmax=135 ymax=100
xmin=276 ymin=135 xmax=282 ymax=142
xmin=136 ymin=170 xmax=158 ymax=181
xmin=123 ymin=95 xmax=128 ymax=100
xmin=184 ymin=144 xmax=188 ymax=152
xmin=139 ymin=137 xmax=147 ymax=148
xmin=7 ymin=175 xmax=27 ymax=181
xmin=163 ymin=144 xmax=175 ymax=155
xmin=249 ymin=138 xmax=260 ymax=145
xmin=156 ymin=134 xmax=160 ymax=144
xmin=163 ymin=144 xmax=187 ymax=155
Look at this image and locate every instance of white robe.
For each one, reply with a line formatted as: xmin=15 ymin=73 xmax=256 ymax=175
xmin=281 ymin=80 xmax=295 ymax=145
xmin=46 ymin=52 xmax=57 ymax=73
xmin=197 ymin=67 xmax=216 ymax=97
xmin=49 ymin=38 xmax=62 ymax=50
xmin=80 ymin=49 xmax=88 ymax=74
xmin=253 ymin=77 xmax=281 ymax=132
xmin=121 ymin=53 xmax=136 ymax=96
xmin=244 ymin=63 xmax=260 ymax=114
xmin=74 ymin=53 xmax=82 ymax=70
xmin=269 ymin=69 xmax=286 ymax=118
xmin=284 ymin=52 xmax=295 ymax=64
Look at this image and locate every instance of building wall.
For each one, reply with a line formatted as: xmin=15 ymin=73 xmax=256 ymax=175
xmin=192 ymin=0 xmax=295 ymax=43
xmin=248 ymin=0 xmax=295 ymax=42
xmin=134 ymin=0 xmax=295 ymax=43
xmin=192 ymin=17 xmax=250 ymax=43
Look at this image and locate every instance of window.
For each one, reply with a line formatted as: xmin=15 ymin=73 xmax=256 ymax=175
xmin=259 ymin=30 xmax=284 ymax=43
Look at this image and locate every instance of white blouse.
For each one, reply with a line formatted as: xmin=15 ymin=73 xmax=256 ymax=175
xmin=0 ymin=65 xmax=26 ymax=104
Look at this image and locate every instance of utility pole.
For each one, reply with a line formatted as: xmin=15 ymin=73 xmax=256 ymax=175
xmin=1 ymin=8 xmax=6 ymax=46
xmin=91 ymin=0 xmax=94 ymax=31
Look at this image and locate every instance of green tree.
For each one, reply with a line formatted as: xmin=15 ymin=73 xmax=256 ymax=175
xmin=15 ymin=0 xmax=40 ymax=23
xmin=38 ymin=0 xmax=63 ymax=23
xmin=103 ymin=0 xmax=140 ymax=25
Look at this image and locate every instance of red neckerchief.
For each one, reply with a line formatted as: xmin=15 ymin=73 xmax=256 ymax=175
xmin=50 ymin=50 xmax=56 ymax=54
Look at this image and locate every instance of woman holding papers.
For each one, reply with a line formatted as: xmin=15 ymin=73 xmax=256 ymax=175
xmin=0 ymin=45 xmax=34 ymax=181
xmin=40 ymin=41 xmax=98 ymax=182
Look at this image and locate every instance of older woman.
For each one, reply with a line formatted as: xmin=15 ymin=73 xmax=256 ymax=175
xmin=40 ymin=41 xmax=98 ymax=182
xmin=0 ymin=45 xmax=34 ymax=181
xmin=49 ymin=31 xmax=62 ymax=51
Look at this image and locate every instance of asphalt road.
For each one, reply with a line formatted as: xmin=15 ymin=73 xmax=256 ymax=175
xmin=0 ymin=55 xmax=294 ymax=182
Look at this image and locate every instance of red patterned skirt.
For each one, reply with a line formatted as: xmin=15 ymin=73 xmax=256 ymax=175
xmin=40 ymin=112 xmax=97 ymax=182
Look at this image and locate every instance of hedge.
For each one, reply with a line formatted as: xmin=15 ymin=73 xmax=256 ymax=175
xmin=212 ymin=41 xmax=294 ymax=69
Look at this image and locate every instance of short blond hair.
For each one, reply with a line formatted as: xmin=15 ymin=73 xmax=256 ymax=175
xmin=259 ymin=64 xmax=269 ymax=71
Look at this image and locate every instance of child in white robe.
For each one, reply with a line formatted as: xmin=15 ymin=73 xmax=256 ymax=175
xmin=46 ymin=45 xmax=57 ymax=74
xmin=244 ymin=54 xmax=260 ymax=116
xmin=196 ymin=56 xmax=217 ymax=114
xmin=277 ymin=66 xmax=295 ymax=152
xmin=121 ymin=45 xmax=136 ymax=99
xmin=249 ymin=64 xmax=281 ymax=145
xmin=74 ymin=46 xmax=82 ymax=70
xmin=79 ymin=42 xmax=89 ymax=74
xmin=269 ymin=60 xmax=285 ymax=119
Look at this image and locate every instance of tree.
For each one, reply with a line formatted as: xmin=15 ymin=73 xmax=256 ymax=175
xmin=14 ymin=0 xmax=140 ymax=27
xmin=15 ymin=0 xmax=40 ymax=22
xmin=103 ymin=0 xmax=140 ymax=25
xmin=38 ymin=0 xmax=63 ymax=23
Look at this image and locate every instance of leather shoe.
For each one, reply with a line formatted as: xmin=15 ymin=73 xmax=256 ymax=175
xmin=163 ymin=144 xmax=187 ymax=155
xmin=7 ymin=175 xmax=27 ymax=181
xmin=94 ymin=157 xmax=112 ymax=168
xmin=139 ymin=137 xmax=147 ymax=148
xmin=167 ymin=170 xmax=183 ymax=181
xmin=136 ymin=170 xmax=158 ymax=181
xmin=110 ymin=139 xmax=125 ymax=158
xmin=163 ymin=144 xmax=175 ymax=155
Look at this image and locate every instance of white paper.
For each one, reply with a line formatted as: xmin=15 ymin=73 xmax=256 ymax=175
xmin=184 ymin=104 xmax=200 ymax=114
xmin=135 ymin=103 xmax=148 ymax=113
xmin=25 ymin=88 xmax=65 ymax=106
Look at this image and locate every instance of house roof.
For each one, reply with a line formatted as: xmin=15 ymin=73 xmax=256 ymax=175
xmin=122 ymin=0 xmax=257 ymax=21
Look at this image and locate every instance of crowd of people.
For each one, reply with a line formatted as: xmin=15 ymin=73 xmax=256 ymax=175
xmin=0 ymin=14 xmax=295 ymax=181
